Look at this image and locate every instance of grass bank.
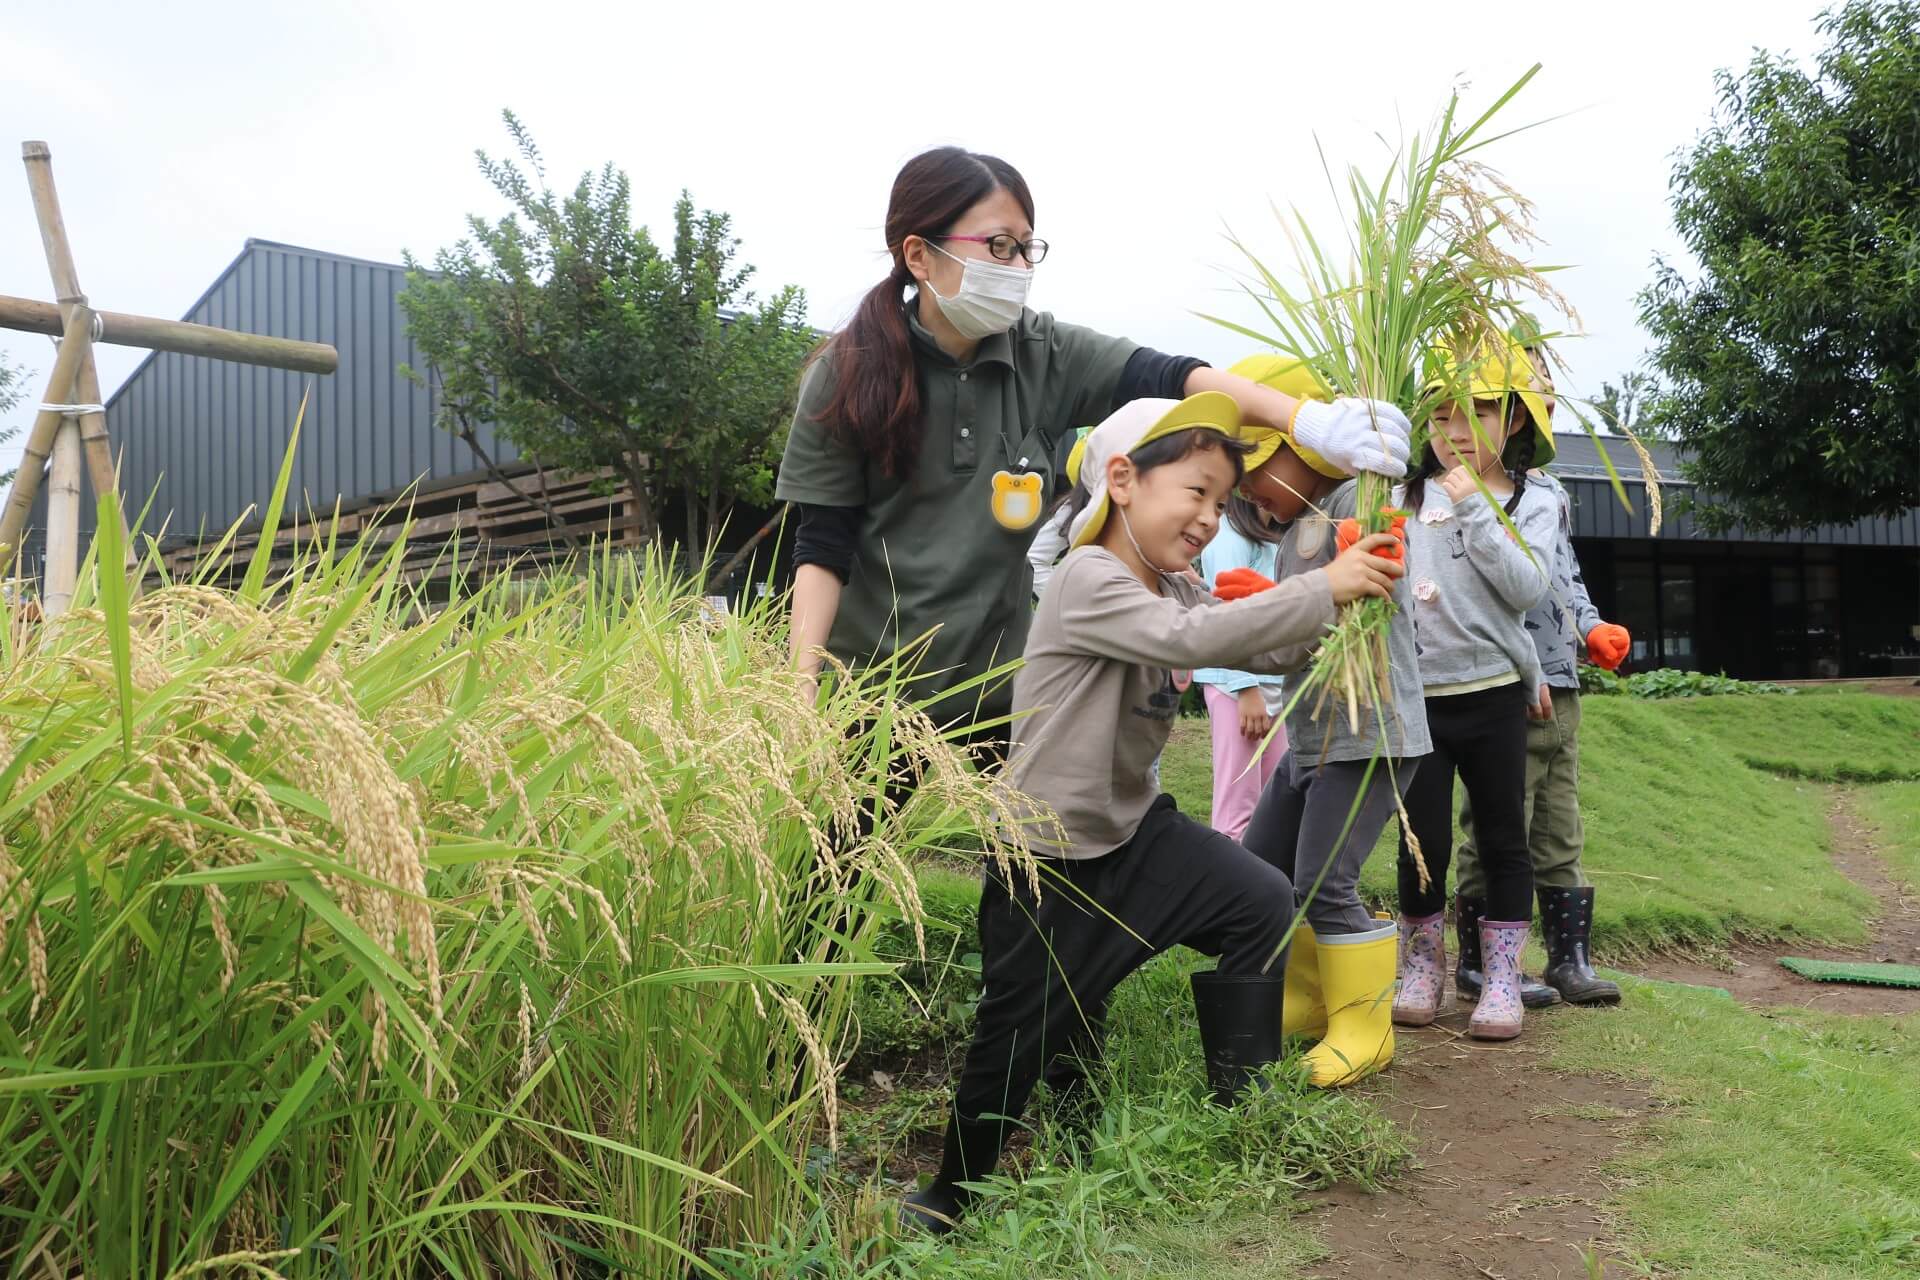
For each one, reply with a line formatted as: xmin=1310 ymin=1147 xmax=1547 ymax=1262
xmin=1162 ymin=694 xmax=1919 ymax=955
xmin=1856 ymin=781 xmax=1920 ymax=894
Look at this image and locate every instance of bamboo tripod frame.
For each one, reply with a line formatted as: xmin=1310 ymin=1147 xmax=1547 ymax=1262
xmin=1 ymin=141 xmax=338 ymax=616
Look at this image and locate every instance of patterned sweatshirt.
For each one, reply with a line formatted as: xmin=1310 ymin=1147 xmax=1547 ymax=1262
xmin=1277 ymin=481 xmax=1432 ymax=763
xmin=1400 ymin=476 xmax=1555 ymax=696
xmin=1522 ymin=470 xmax=1605 ymax=689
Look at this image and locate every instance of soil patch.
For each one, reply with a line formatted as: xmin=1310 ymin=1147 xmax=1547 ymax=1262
xmin=1635 ymin=790 xmax=1920 ymax=1016
xmin=1304 ymin=1002 xmax=1647 ymax=1279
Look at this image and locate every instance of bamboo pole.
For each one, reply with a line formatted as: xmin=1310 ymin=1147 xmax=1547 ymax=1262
xmin=0 ymin=306 xmax=92 ymax=572
xmin=0 ymin=293 xmax=338 ymax=374
xmin=22 ymin=141 xmax=130 ymax=570
xmin=44 ymin=422 xmax=81 ymax=617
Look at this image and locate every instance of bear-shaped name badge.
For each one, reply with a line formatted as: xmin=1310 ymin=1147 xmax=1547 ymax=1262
xmin=989 ymin=470 xmax=1044 ymax=531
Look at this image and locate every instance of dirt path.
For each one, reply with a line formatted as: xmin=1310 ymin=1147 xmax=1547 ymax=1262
xmin=1303 ymin=1003 xmax=1645 ymax=1280
xmin=1634 ymin=789 xmax=1920 ymax=1016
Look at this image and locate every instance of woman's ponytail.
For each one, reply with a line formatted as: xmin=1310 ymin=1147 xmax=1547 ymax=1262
xmin=813 ymin=260 xmax=922 ymax=478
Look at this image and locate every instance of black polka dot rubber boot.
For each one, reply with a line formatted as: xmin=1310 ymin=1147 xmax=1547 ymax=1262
xmin=1538 ymin=885 xmax=1622 ymax=1006
xmin=1454 ymin=894 xmax=1562 ymax=1009
xmin=900 ymin=1110 xmax=1007 ymax=1236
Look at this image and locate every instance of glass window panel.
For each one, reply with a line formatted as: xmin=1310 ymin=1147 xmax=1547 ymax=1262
xmin=1614 ymin=560 xmax=1657 ymax=670
xmin=1660 ymin=566 xmax=1698 ymax=670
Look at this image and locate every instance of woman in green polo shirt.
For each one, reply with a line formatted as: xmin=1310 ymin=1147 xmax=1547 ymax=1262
xmin=779 ymin=146 xmax=1413 ymax=750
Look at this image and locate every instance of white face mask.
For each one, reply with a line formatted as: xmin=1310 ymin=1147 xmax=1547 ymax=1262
xmin=922 ymin=241 xmax=1031 ymax=340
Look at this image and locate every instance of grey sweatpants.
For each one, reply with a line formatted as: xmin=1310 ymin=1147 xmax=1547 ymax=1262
xmin=1242 ymin=752 xmax=1422 ymax=935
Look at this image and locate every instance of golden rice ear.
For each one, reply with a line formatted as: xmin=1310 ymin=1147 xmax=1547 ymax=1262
xmin=6 ymin=506 xmax=1051 ymax=1273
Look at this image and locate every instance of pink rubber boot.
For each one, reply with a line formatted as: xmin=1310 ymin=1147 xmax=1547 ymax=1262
xmin=1390 ymin=912 xmax=1445 ymax=1027
xmin=1469 ymin=919 xmax=1529 ymax=1041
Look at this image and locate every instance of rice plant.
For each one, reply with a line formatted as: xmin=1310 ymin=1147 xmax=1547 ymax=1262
xmin=1203 ymin=66 xmax=1580 ymax=732
xmin=0 ymin=433 xmax=1030 ymax=1278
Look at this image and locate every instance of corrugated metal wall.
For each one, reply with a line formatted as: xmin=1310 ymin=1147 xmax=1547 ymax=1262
xmin=22 ymin=239 xmax=520 ymax=553
xmin=1565 ymin=478 xmax=1920 ymax=546
xmin=1554 ymin=430 xmax=1919 ymax=546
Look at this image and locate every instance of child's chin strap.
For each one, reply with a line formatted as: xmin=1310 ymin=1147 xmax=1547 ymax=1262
xmin=1117 ymin=507 xmax=1181 ymax=582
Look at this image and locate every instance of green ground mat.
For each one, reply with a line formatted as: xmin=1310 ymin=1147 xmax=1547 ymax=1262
xmin=1778 ymin=957 xmax=1920 ymax=989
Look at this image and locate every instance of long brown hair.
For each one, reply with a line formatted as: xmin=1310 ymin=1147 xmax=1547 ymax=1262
xmin=812 ymin=147 xmax=1035 ymax=480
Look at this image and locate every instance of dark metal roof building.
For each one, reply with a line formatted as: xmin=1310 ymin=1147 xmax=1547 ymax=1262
xmin=1551 ymin=431 xmax=1920 ymax=548
xmin=1547 ymin=431 xmax=1919 ymax=680
xmin=22 ymin=239 xmax=521 ymax=558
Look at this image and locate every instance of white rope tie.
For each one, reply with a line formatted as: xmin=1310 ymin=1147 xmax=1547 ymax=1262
xmin=42 ymin=303 xmax=106 ymax=346
xmin=38 ymin=403 xmax=105 ymax=416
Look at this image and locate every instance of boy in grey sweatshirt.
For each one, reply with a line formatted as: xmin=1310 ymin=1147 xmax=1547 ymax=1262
xmin=905 ymin=391 xmax=1409 ymax=1235
xmin=1235 ymin=476 xmax=1432 ymax=1088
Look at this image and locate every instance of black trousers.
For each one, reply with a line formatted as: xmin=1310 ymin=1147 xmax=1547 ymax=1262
xmin=1396 ymin=683 xmax=1534 ymax=922
xmin=950 ymin=795 xmax=1295 ymax=1133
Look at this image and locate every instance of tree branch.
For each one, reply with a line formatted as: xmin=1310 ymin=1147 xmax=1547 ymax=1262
xmin=448 ymin=414 xmax=582 ymax=549
xmin=704 ymin=501 xmax=790 ymax=595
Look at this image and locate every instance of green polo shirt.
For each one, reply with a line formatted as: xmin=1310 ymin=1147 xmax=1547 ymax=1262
xmin=777 ymin=306 xmax=1137 ymax=725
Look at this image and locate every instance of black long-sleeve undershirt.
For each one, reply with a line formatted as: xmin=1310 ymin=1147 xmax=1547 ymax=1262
xmin=791 ymin=347 xmax=1210 ymax=582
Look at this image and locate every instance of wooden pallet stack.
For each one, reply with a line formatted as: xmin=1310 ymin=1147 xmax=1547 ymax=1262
xmin=153 ymin=463 xmax=645 ymax=587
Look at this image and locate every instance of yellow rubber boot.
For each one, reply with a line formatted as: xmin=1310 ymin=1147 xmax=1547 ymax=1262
xmin=1281 ymin=922 xmax=1327 ymax=1039
xmin=1301 ymin=920 xmax=1397 ymax=1088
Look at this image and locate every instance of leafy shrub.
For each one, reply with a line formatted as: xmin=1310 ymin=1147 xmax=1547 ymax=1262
xmin=1578 ymin=664 xmax=1797 ymax=699
xmin=1579 ymin=662 xmax=1625 ymax=695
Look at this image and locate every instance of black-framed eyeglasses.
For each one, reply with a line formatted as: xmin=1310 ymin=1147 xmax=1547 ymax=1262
xmin=938 ymin=233 xmax=1050 ymax=264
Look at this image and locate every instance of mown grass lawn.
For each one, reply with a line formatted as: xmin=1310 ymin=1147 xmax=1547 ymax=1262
xmin=1548 ymin=981 xmax=1920 ymax=1278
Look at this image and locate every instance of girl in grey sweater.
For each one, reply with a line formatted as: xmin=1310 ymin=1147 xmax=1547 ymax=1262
xmin=1391 ymin=345 xmax=1558 ymax=1042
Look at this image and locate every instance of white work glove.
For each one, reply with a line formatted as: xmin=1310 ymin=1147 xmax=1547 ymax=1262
xmin=1291 ymin=398 xmax=1413 ymax=479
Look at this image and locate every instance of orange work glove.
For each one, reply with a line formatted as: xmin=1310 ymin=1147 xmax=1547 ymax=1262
xmin=1335 ymin=507 xmax=1408 ymax=563
xmin=1213 ymin=567 xmax=1276 ymax=601
xmin=1586 ymin=622 xmax=1631 ymax=671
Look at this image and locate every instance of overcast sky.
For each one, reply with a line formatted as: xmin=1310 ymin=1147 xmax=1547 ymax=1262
xmin=1 ymin=0 xmax=1835 ymax=484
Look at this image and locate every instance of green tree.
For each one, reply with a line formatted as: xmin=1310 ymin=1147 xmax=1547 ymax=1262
xmin=400 ymin=112 xmax=813 ymax=564
xmin=1639 ymin=0 xmax=1920 ymax=531
xmin=0 ymin=355 xmax=25 ymax=491
xmin=1592 ymin=370 xmax=1660 ymax=439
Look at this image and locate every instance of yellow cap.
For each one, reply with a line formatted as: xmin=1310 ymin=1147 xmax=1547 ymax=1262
xmin=1427 ymin=335 xmax=1556 ymax=467
xmin=1068 ymin=391 xmax=1243 ymax=549
xmin=1225 ymin=354 xmax=1346 ymax=479
xmin=1064 ymin=426 xmax=1093 ymax=486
